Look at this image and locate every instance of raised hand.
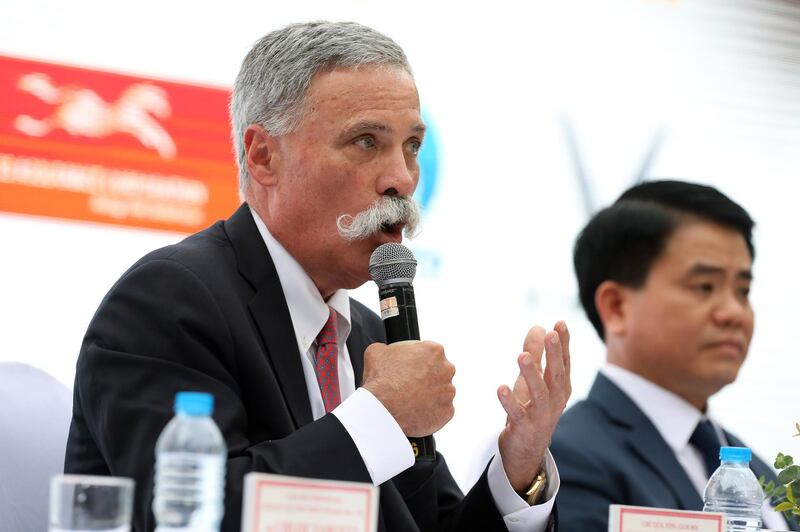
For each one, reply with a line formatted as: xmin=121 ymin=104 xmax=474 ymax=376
xmin=497 ymin=321 xmax=572 ymax=492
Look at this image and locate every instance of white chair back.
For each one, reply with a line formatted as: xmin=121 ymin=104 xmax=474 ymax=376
xmin=0 ymin=363 xmax=72 ymax=532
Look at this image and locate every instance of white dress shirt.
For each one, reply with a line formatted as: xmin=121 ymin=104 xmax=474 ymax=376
xmin=252 ymin=210 xmax=557 ymax=531
xmin=601 ymin=363 xmax=788 ymax=531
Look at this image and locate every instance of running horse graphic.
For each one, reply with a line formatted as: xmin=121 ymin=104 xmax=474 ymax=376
xmin=14 ymin=72 xmax=177 ymax=159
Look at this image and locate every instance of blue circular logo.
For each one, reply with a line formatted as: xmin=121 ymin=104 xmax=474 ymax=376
xmin=414 ymin=109 xmax=439 ymax=212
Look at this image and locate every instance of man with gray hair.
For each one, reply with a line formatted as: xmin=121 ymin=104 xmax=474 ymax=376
xmin=66 ymin=21 xmax=569 ymax=531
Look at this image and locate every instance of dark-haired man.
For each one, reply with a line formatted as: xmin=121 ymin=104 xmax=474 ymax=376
xmin=550 ymin=180 xmax=793 ymax=531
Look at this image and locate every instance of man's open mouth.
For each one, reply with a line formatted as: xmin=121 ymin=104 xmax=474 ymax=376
xmin=381 ymin=221 xmax=402 ymax=234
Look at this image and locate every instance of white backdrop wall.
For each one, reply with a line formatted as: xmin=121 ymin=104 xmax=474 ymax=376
xmin=1 ymin=0 xmax=799 ymax=490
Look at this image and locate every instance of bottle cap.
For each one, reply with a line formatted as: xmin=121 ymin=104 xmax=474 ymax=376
xmin=719 ymin=446 xmax=751 ymax=463
xmin=174 ymin=391 xmax=214 ymax=416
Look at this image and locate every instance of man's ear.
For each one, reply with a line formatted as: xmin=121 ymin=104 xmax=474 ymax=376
xmin=243 ymin=124 xmax=280 ymax=186
xmin=595 ymin=280 xmax=630 ymax=338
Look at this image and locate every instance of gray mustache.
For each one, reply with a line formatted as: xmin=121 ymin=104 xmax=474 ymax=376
xmin=336 ymin=196 xmax=421 ymax=241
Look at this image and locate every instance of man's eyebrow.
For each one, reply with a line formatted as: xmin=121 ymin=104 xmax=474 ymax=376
xmin=343 ymin=121 xmax=392 ymax=136
xmin=341 ymin=121 xmax=426 ymax=137
xmin=686 ymin=263 xmax=753 ymax=280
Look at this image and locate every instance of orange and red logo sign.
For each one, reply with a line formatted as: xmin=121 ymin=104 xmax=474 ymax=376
xmin=0 ymin=54 xmax=239 ymax=233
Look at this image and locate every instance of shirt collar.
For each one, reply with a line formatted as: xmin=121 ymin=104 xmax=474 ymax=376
xmin=600 ymin=363 xmax=709 ymax=453
xmin=250 ymin=209 xmax=351 ymax=353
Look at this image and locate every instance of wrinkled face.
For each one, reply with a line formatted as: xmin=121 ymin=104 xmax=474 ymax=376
xmin=621 ymin=220 xmax=754 ymax=407
xmin=265 ymin=66 xmax=423 ymax=297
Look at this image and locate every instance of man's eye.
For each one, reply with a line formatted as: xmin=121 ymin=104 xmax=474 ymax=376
xmin=355 ymin=137 xmax=376 ymax=149
xmin=738 ymin=286 xmax=751 ymax=299
xmin=693 ymin=283 xmax=714 ymax=294
xmin=407 ymin=140 xmax=421 ymax=156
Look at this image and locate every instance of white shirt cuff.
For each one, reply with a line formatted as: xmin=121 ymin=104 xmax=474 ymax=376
xmin=331 ymin=387 xmax=415 ymax=485
xmin=487 ymin=448 xmax=560 ymax=532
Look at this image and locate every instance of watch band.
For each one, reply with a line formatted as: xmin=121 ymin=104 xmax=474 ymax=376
xmin=524 ymin=470 xmax=548 ymax=505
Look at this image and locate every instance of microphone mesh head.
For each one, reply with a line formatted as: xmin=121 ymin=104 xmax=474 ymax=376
xmin=369 ymin=243 xmax=417 ymax=286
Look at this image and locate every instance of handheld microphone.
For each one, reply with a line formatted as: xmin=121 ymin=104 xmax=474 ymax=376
xmin=369 ymin=243 xmax=435 ymax=462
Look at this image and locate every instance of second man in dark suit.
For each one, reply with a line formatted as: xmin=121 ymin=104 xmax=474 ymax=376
xmin=551 ymin=180 xmax=793 ymax=531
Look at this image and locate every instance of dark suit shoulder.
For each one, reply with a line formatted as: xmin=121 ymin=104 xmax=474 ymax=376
xmin=554 ymin=399 xmax=617 ymax=448
xmin=81 ymin=218 xmax=248 ymax=383
xmin=94 ymin=221 xmax=249 ymax=328
xmin=127 ymin=220 xmax=233 ymax=275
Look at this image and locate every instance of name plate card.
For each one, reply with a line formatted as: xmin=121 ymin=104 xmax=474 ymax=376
xmin=241 ymin=473 xmax=379 ymax=532
xmin=609 ymin=505 xmax=725 ymax=532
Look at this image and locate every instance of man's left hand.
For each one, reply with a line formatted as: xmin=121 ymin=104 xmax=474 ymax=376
xmin=496 ymin=321 xmax=572 ymax=493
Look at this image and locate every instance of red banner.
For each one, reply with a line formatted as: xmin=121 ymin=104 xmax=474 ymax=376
xmin=0 ymin=55 xmax=239 ymax=233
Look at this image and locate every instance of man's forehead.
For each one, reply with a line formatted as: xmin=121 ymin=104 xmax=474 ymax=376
xmin=298 ymin=67 xmax=423 ymax=134
xmin=667 ymin=221 xmax=749 ymax=253
xmin=669 ymin=248 xmax=753 ymax=278
xmin=305 ymin=65 xmax=418 ymax=103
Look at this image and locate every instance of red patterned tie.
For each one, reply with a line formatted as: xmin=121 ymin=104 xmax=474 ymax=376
xmin=315 ymin=307 xmax=341 ymax=413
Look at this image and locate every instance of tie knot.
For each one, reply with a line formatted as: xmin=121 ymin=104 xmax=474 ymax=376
xmin=316 ymin=307 xmax=338 ymax=348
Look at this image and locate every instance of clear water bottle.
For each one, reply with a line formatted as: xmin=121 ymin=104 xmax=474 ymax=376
xmin=153 ymin=392 xmax=226 ymax=532
xmin=702 ymin=446 xmax=763 ymax=532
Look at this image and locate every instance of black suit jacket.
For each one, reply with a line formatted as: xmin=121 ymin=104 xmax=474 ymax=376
xmin=550 ymin=373 xmax=795 ymax=532
xmin=65 ymin=203 xmax=516 ymax=532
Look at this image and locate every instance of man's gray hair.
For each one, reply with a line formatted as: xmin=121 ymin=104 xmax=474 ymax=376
xmin=230 ymin=21 xmax=413 ymax=193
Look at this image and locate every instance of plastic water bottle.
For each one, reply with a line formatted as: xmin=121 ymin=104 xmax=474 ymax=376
xmin=153 ymin=392 xmax=227 ymax=532
xmin=702 ymin=446 xmax=763 ymax=532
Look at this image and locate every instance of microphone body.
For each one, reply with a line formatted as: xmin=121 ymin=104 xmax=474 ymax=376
xmin=369 ymin=243 xmax=435 ymax=462
xmin=378 ymin=282 xmax=420 ymax=344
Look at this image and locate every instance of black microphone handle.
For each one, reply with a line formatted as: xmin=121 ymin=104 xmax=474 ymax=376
xmin=377 ymin=283 xmax=436 ymax=462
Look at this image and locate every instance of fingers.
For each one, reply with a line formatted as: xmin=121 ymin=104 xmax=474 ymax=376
xmin=364 ymin=341 xmax=387 ymax=356
xmin=555 ymin=320 xmax=572 ymax=399
xmin=497 ymin=384 xmax=526 ymax=422
xmin=523 ymin=326 xmax=547 ymax=371
xmin=543 ymin=328 xmax=568 ymax=410
xmin=512 ymin=323 xmax=570 ymax=407
xmin=362 ymin=342 xmax=388 ymax=380
xmin=517 ymin=352 xmax=549 ymax=409
xmin=362 ymin=339 xmax=457 ymax=436
xmin=510 ymin=373 xmax=529 ymax=404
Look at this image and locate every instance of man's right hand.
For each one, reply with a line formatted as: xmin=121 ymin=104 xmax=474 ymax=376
xmin=361 ymin=341 xmax=456 ymax=437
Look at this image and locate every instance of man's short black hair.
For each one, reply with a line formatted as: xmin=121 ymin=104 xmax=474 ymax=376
xmin=574 ymin=180 xmax=755 ymax=340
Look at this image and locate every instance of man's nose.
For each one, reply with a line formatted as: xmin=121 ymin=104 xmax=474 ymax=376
xmin=376 ymin=147 xmax=418 ymax=198
xmin=713 ymin=291 xmax=750 ymax=328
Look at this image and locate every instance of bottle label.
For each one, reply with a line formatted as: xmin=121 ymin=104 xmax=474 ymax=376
xmin=153 ymin=452 xmax=226 ymax=523
xmin=156 ymin=452 xmax=225 ymax=478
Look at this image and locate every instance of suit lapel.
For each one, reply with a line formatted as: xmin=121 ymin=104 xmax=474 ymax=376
xmin=224 ymin=203 xmax=313 ymax=429
xmin=347 ymin=303 xmax=371 ymax=388
xmin=347 ymin=299 xmax=388 ymax=388
xmin=590 ymin=374 xmax=703 ymax=510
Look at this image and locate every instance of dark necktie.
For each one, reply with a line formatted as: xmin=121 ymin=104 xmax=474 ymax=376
xmin=315 ymin=307 xmax=341 ymax=413
xmin=690 ymin=418 xmax=721 ymax=478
